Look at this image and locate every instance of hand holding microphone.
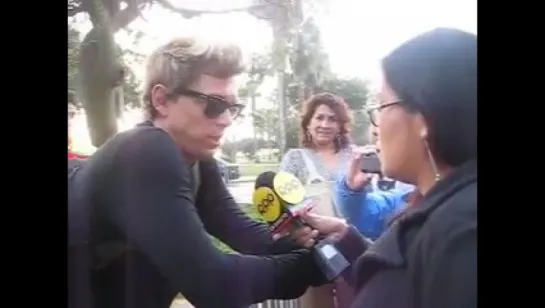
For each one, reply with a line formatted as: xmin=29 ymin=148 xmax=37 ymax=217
xmin=253 ymin=171 xmax=350 ymax=280
xmin=284 ymin=212 xmax=349 ymax=248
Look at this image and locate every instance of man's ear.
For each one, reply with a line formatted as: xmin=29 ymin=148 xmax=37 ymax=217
xmin=150 ymin=84 xmax=170 ymax=117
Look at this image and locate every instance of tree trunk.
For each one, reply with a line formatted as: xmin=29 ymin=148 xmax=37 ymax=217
xmin=78 ymin=0 xmax=124 ymax=147
xmin=251 ymin=94 xmax=258 ymax=160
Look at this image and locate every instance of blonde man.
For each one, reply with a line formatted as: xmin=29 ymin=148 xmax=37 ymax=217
xmin=68 ymin=37 xmax=366 ymax=308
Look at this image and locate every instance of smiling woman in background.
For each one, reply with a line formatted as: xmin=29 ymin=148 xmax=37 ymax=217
xmin=279 ymin=92 xmax=354 ymax=308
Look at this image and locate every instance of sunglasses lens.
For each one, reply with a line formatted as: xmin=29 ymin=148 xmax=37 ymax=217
xmin=204 ymin=100 xmax=224 ymax=118
xmin=205 ymin=99 xmax=242 ymax=119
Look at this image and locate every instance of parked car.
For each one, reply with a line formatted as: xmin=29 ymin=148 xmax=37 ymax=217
xmin=216 ymin=158 xmax=240 ymax=182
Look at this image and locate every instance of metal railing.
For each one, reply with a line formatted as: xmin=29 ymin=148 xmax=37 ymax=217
xmin=250 ymin=299 xmax=301 ymax=308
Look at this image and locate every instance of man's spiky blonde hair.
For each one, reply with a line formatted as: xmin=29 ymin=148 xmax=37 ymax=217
xmin=143 ymin=36 xmax=244 ymax=118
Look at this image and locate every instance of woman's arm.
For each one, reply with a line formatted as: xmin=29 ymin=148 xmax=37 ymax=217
xmin=104 ymin=129 xmax=324 ymax=307
xmin=335 ymin=176 xmax=407 ymax=240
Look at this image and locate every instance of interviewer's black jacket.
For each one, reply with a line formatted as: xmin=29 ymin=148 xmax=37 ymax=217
xmin=349 ymin=159 xmax=477 ymax=308
xmin=68 ymin=124 xmax=368 ymax=308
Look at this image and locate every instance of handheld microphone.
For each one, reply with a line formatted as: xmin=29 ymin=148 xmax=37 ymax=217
xmin=253 ymin=171 xmax=315 ymax=235
xmin=252 ymin=171 xmax=350 ymax=280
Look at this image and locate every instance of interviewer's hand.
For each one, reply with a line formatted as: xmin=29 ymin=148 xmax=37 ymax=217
xmin=273 ymin=212 xmax=349 ymax=248
xmin=346 ymin=146 xmax=375 ymax=191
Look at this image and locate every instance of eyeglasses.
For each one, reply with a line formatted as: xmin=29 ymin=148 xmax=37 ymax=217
xmin=366 ymin=101 xmax=401 ymax=127
xmin=172 ymin=88 xmax=245 ymax=119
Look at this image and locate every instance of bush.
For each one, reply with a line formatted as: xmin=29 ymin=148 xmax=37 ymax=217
xmin=239 ymin=164 xmax=279 ymax=177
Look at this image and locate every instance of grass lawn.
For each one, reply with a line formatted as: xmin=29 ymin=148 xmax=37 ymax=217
xmin=238 ymin=163 xmax=280 ymax=177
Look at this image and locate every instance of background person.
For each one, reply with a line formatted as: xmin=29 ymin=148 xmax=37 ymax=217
xmin=279 ymin=93 xmax=354 ymax=308
xmin=335 ymin=149 xmax=413 ymax=240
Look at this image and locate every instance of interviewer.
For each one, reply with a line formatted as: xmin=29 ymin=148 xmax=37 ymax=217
xmin=291 ymin=28 xmax=477 ymax=308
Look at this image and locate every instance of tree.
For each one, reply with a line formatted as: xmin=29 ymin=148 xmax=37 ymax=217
xmin=115 ymin=45 xmax=143 ymax=109
xmin=68 ymin=0 xmax=280 ymax=147
xmin=318 ymin=77 xmax=370 ymax=110
xmin=122 ymin=69 xmax=142 ymax=108
xmin=252 ymin=107 xmax=280 ymax=143
xmin=69 ymin=25 xmax=142 ymax=110
xmin=289 ymin=17 xmax=332 ymax=102
xmin=219 ymin=140 xmax=238 ymax=162
xmin=68 ymin=26 xmax=81 ymax=105
xmin=238 ymin=52 xmax=273 ymax=160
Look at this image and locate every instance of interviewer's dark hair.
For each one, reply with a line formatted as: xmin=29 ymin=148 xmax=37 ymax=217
xmin=382 ymin=28 xmax=477 ymax=167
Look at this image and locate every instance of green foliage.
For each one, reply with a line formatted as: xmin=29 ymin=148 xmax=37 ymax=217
xmin=290 ymin=18 xmax=332 ymax=90
xmin=252 ymin=107 xmax=281 ymax=143
xmin=239 ymin=164 xmax=280 ymax=177
xmin=68 ymin=25 xmax=81 ymax=105
xmin=123 ymin=69 xmax=142 ymax=108
xmin=319 ymin=77 xmax=370 ymax=110
xmin=220 ymin=138 xmax=277 ymax=162
xmin=219 ymin=140 xmax=238 ymax=162
xmin=68 ymin=22 xmax=142 ymax=108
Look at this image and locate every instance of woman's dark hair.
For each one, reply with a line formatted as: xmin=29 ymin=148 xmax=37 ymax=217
xmin=382 ymin=28 xmax=477 ymax=167
xmin=300 ymin=92 xmax=352 ymax=152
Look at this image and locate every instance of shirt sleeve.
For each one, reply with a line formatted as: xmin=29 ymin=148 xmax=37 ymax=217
xmin=335 ymin=176 xmax=407 ymax=240
xmin=102 ymin=128 xmax=323 ymax=307
xmin=196 ymin=160 xmax=298 ymax=255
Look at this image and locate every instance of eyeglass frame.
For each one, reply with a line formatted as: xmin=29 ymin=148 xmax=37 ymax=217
xmin=366 ymin=101 xmax=401 ymax=127
xmin=168 ymin=87 xmax=245 ymax=120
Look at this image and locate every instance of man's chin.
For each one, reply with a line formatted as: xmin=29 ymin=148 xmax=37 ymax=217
xmin=198 ymin=147 xmax=218 ymax=160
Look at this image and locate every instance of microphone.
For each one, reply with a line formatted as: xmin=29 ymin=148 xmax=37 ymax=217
xmin=253 ymin=171 xmax=315 ymax=235
xmin=252 ymin=171 xmax=350 ymax=281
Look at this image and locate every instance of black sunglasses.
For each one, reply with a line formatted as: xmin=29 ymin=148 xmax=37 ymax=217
xmin=366 ymin=101 xmax=401 ymax=127
xmin=171 ymin=88 xmax=245 ymax=119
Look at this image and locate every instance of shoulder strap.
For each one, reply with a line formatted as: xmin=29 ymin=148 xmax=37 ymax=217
xmin=299 ymin=149 xmax=325 ymax=185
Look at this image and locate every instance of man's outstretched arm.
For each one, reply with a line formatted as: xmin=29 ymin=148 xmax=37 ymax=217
xmin=196 ymin=160 xmax=298 ymax=255
xmin=103 ymin=128 xmax=322 ymax=307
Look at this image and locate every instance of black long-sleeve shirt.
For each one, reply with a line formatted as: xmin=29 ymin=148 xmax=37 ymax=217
xmin=69 ymin=125 xmax=366 ymax=308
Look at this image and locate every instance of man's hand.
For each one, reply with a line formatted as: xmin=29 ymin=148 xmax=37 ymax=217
xmin=346 ymin=146 xmax=375 ymax=191
xmin=273 ymin=212 xmax=349 ymax=249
